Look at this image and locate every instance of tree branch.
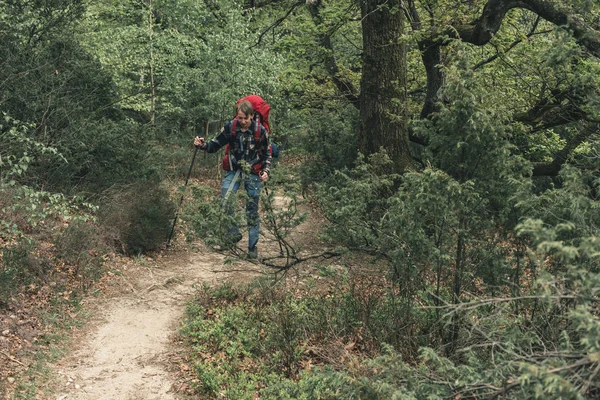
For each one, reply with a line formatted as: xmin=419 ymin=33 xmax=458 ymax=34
xmin=515 ymin=84 xmax=588 ymax=128
xmin=451 ymin=0 xmax=600 ymax=59
xmin=0 ymin=351 xmax=28 ymax=367
xmin=306 ymin=2 xmax=360 ymax=108
xmin=532 ymin=124 xmax=596 ymax=177
xmin=261 ymin=250 xmax=341 ymax=271
xmin=472 ymin=16 xmax=542 ymax=70
xmin=252 ymin=0 xmax=305 ymax=48
xmin=405 ymin=0 xmax=444 ymax=119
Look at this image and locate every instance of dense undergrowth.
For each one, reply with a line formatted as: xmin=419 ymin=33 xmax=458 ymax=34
xmin=180 ymin=154 xmax=600 ymax=399
xmin=179 ymin=65 xmax=600 ymax=399
xmin=181 ymin=223 xmax=600 ymax=399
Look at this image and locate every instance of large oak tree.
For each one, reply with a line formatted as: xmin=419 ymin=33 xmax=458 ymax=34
xmin=262 ymin=0 xmax=600 ymax=174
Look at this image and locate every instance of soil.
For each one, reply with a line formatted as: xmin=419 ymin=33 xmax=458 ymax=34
xmin=48 ymin=243 xmax=263 ymax=400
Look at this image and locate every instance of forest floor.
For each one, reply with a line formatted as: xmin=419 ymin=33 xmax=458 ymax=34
xmin=1 ymin=178 xmax=329 ymax=399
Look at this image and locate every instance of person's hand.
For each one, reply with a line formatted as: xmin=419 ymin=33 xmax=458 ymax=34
xmin=194 ymin=136 xmax=205 ymax=148
xmin=259 ymin=171 xmax=269 ymax=182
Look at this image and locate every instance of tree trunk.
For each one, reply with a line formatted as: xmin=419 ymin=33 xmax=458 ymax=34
xmin=447 ymin=217 xmax=466 ymax=358
xmin=359 ymin=0 xmax=412 ymax=172
xmin=149 ymin=52 xmax=156 ymax=129
xmin=147 ymin=0 xmax=156 ymax=130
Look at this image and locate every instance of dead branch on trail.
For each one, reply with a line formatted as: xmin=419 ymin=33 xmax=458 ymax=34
xmin=1 ymin=351 xmax=27 ymax=367
xmin=260 ymin=250 xmax=341 ymax=271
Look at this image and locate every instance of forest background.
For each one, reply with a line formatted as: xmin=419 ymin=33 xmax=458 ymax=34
xmin=1 ymin=0 xmax=600 ymax=399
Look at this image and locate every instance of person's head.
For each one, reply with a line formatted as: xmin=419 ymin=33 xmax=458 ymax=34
xmin=236 ymin=100 xmax=255 ymax=130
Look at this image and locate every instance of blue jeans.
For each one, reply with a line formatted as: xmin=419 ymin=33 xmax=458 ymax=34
xmin=221 ymin=171 xmax=261 ymax=249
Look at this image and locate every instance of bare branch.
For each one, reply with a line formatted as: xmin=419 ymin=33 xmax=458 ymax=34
xmin=532 ymin=124 xmax=597 ymax=177
xmin=306 ymin=1 xmax=360 ymax=108
xmin=261 ymin=250 xmax=341 ymax=271
xmin=0 ymin=351 xmax=28 ymax=367
xmin=252 ymin=0 xmax=305 ymax=48
xmin=450 ymin=0 xmax=600 ymax=59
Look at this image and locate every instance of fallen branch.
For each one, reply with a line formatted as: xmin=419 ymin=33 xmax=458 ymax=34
xmin=1 ymin=350 xmax=28 ymax=367
xmin=261 ymin=250 xmax=341 ymax=271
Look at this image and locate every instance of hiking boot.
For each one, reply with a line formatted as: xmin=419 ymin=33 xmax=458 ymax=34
xmin=247 ymin=246 xmax=258 ymax=260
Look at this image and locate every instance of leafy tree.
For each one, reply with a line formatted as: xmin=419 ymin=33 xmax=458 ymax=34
xmin=249 ymin=0 xmax=600 ymax=177
xmin=79 ymin=0 xmax=287 ymax=138
xmin=0 ymin=0 xmax=157 ymax=193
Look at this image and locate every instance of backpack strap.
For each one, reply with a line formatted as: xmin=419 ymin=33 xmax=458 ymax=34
xmin=231 ymin=118 xmax=238 ymax=139
xmin=253 ymin=117 xmax=264 ymax=154
xmin=229 ymin=119 xmax=237 ymax=171
xmin=254 ymin=117 xmax=262 ymax=141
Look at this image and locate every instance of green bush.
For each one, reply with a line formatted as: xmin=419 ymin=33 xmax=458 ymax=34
xmin=54 ymin=220 xmax=107 ymax=287
xmin=299 ymin=105 xmax=359 ymax=186
xmin=99 ymin=181 xmax=176 ymax=255
xmin=182 ymin=274 xmax=426 ymax=398
xmin=185 ymin=184 xmax=243 ymax=250
xmin=46 ymin=119 xmax=153 ymax=194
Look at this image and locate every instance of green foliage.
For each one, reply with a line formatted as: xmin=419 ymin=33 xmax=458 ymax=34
xmin=161 ymin=1 xmax=600 ymax=399
xmin=186 ymin=184 xmax=244 ymax=250
xmin=0 ymin=184 xmax=97 ymax=240
xmin=2 ymin=0 xmax=600 ymax=398
xmin=260 ymin=166 xmax=309 ymax=263
xmin=0 ymin=114 xmax=63 ymax=185
xmin=0 ymin=113 xmax=105 ymax=304
xmin=80 ymin=0 xmax=287 ymax=135
xmin=317 ymin=56 xmax=535 ymax=316
xmin=44 ymin=119 xmax=154 ymax=194
xmin=182 ymin=272 xmax=430 ymax=397
xmin=300 ymin=104 xmax=359 ymax=185
xmin=1 ymin=114 xmax=94 ymax=240
xmin=317 ymin=151 xmax=398 ymax=252
xmin=98 ymin=181 xmax=175 ymax=255
xmin=183 ymin=247 xmax=600 ymax=399
xmin=420 ymin=42 xmax=531 ymax=189
xmin=182 ymin=282 xmax=273 ymax=398
xmin=0 ymin=183 xmax=101 ymax=306
xmin=516 ymin=166 xmax=600 ymax=249
xmin=0 ymin=0 xmax=154 ymax=195
xmin=262 ymin=349 xmax=419 ymax=400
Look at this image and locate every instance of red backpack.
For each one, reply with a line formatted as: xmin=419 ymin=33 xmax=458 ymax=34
xmin=222 ymin=95 xmax=271 ymax=172
xmin=238 ymin=95 xmax=270 ymax=133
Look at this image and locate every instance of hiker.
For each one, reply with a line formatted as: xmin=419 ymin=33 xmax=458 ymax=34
xmin=194 ymin=100 xmax=271 ymax=259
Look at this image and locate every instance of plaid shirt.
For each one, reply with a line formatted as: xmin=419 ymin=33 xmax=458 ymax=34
xmin=204 ymin=117 xmax=271 ymax=175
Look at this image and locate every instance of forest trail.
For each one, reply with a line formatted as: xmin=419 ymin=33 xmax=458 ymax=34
xmin=49 ymin=244 xmax=262 ymax=400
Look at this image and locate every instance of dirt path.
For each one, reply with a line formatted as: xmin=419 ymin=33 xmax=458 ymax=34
xmin=44 ymin=186 xmax=323 ymax=400
xmin=50 ymin=244 xmax=262 ymax=400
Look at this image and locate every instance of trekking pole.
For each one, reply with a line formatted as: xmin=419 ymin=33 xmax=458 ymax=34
xmin=166 ymin=146 xmax=199 ymax=249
